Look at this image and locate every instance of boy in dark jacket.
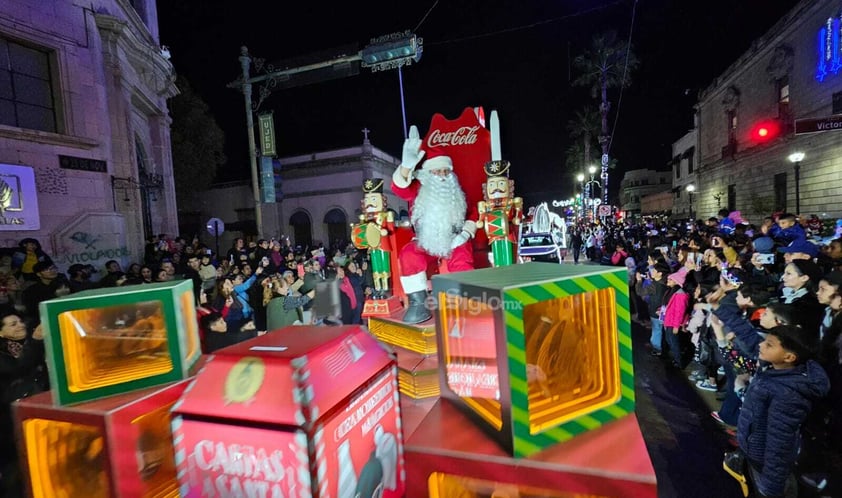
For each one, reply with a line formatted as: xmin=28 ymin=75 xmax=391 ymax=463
xmin=721 ymin=324 xmax=829 ymax=498
xmin=767 ymin=213 xmax=807 ymax=246
xmin=636 ymin=261 xmax=670 ymax=356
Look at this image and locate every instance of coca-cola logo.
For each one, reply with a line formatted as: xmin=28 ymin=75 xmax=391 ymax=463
xmin=426 ymin=126 xmax=479 ymax=148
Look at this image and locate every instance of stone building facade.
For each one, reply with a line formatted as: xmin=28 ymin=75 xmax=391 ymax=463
xmin=693 ymin=0 xmax=842 ymax=223
xmin=619 ymin=168 xmax=672 ymax=220
xmin=640 ymin=190 xmax=674 ymax=218
xmin=0 ymin=0 xmax=178 ymax=270
xmin=179 ymin=139 xmax=409 ymax=252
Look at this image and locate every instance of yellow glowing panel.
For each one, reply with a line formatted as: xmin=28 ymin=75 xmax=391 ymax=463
xmin=428 ymin=472 xmax=609 ymax=497
xmin=523 ymin=289 xmax=621 ymax=434
xmin=58 ymin=301 xmax=173 ymax=393
xmin=439 ymin=293 xmax=502 ymax=429
xmin=131 ymin=402 xmax=179 ymax=497
xmin=23 ymin=418 xmax=109 ymax=498
xmin=179 ymin=291 xmax=200 ymax=361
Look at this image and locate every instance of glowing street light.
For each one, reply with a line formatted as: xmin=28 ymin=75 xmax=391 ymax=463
xmin=686 ymin=184 xmax=696 ymax=221
xmin=788 ymin=152 xmax=805 ymax=214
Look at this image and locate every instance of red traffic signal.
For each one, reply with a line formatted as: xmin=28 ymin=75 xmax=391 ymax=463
xmin=750 ymin=119 xmax=781 ymax=143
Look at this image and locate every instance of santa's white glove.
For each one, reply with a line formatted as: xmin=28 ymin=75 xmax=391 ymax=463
xmin=451 ymin=230 xmax=471 ymax=250
xmin=401 ymin=125 xmax=425 ymax=171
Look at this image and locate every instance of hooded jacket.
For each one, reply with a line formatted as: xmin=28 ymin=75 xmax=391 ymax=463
xmin=737 ymin=360 xmax=829 ymax=497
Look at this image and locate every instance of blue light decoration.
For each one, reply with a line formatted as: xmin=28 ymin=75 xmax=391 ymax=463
xmin=816 ymin=16 xmax=842 ymax=81
xmin=817 ymin=21 xmax=829 ymax=81
xmin=832 ymin=17 xmax=842 ymax=74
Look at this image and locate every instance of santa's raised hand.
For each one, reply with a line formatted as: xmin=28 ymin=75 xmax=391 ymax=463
xmin=399 ymin=125 xmax=426 ymax=179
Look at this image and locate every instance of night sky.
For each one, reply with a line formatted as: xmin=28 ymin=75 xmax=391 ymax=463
xmin=158 ymin=0 xmax=799 ymax=204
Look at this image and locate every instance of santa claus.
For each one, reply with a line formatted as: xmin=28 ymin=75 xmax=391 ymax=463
xmin=391 ymin=125 xmax=476 ymax=324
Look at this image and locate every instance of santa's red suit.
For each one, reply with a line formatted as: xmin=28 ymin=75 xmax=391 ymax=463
xmin=390 ymin=126 xmax=477 ymax=323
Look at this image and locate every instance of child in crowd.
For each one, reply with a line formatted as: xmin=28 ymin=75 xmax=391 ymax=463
xmin=636 ymin=262 xmax=671 ymax=356
xmin=687 ymin=282 xmax=718 ymax=391
xmin=721 ymin=323 xmax=828 ymax=498
xmin=767 ymin=213 xmax=807 ymax=246
xmin=663 ymin=268 xmax=692 ymax=368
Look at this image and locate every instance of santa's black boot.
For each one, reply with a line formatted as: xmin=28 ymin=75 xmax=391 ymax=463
xmin=402 ymin=291 xmax=431 ymax=324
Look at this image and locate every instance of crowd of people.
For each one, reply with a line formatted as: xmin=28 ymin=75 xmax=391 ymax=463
xmin=2 ymin=208 xmax=842 ymax=496
xmin=603 ymin=209 xmax=842 ymax=498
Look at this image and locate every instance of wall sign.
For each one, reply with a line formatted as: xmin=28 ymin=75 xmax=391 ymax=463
xmin=59 ymin=155 xmax=107 ymax=173
xmin=0 ymin=164 xmax=40 ymax=230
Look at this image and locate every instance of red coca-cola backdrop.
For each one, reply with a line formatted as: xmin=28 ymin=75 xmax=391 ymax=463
xmin=421 ymin=108 xmax=492 ymax=268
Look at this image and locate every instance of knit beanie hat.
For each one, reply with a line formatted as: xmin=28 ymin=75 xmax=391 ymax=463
xmin=667 ymin=267 xmax=688 ymax=287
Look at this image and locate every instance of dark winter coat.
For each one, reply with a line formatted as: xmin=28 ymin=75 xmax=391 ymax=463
xmin=713 ymin=305 xmax=763 ymax=359
xmin=768 ymin=223 xmax=806 ymax=246
xmin=737 ymin=360 xmax=829 ymax=497
xmin=636 ymin=276 xmax=667 ymax=319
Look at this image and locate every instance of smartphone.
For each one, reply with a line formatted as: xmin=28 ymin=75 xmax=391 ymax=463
xmin=672 ymin=240 xmax=677 ymax=249
xmin=756 ymin=253 xmax=775 ymax=265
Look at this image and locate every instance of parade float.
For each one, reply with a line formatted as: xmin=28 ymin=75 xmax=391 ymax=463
xmin=170 ymin=325 xmax=405 ymax=498
xmin=372 ymin=109 xmax=656 ymax=497
xmin=14 ymin=280 xmax=201 ymax=497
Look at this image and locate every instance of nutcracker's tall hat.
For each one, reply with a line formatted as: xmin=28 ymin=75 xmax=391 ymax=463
xmin=362 ymin=178 xmax=384 ymax=194
xmin=484 ymin=160 xmax=511 ymax=178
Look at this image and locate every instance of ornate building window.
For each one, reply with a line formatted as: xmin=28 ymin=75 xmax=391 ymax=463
xmin=774 ymin=173 xmax=787 ymax=212
xmin=0 ymin=36 xmax=59 ymax=133
xmin=777 ymin=76 xmax=790 ymax=120
xmin=726 ymin=110 xmax=738 ymax=147
xmin=727 ymin=184 xmax=737 ymax=212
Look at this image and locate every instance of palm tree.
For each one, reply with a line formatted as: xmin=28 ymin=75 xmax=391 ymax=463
xmin=566 ymin=106 xmax=600 ymax=172
xmin=572 ymin=31 xmax=639 ymax=206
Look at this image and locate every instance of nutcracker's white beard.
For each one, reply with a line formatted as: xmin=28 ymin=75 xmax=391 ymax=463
xmin=412 ymin=170 xmax=467 ymax=257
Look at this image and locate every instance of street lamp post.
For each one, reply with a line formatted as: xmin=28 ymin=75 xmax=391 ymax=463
xmin=238 ymin=48 xmax=263 ymax=238
xmin=788 ymin=152 xmax=804 ymax=215
xmin=230 ymin=33 xmax=423 ymax=238
xmin=586 ymin=165 xmax=601 ymax=221
xmin=686 ymin=184 xmax=695 ymax=222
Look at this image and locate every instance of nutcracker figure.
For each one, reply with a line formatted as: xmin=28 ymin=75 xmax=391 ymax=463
xmin=476 ymin=160 xmax=523 ymax=266
xmin=352 ymin=178 xmax=394 ymax=299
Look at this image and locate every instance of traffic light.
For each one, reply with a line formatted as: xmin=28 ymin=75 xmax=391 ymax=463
xmin=750 ymin=119 xmax=781 ymax=143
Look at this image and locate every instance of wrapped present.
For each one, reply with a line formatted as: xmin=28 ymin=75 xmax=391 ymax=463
xmin=40 ymin=280 xmax=201 ymax=406
xmin=433 ymin=262 xmax=634 ymax=457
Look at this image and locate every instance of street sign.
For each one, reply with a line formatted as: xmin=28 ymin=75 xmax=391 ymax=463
xmin=598 ymin=205 xmax=612 ymax=217
xmin=206 ymin=217 xmax=225 ymax=236
xmin=795 ymin=114 xmax=842 ymax=135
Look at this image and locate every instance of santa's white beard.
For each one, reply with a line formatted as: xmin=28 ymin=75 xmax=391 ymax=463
xmin=412 ymin=170 xmax=467 ymax=257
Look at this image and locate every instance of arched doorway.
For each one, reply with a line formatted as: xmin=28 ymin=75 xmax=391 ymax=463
xmin=135 ymin=139 xmax=154 ymax=240
xmin=323 ymin=208 xmax=348 ymax=249
xmin=289 ymin=210 xmax=312 ymax=248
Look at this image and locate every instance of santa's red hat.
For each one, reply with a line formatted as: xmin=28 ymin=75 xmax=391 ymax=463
xmin=421 ymin=147 xmax=453 ymax=171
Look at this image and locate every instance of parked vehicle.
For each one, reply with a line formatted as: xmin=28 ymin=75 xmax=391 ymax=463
xmin=518 ymin=232 xmax=563 ymax=263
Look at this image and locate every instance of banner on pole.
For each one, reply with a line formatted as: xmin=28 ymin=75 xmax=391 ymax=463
xmin=260 ymin=156 xmax=276 ymax=203
xmin=258 ymin=112 xmax=277 ymax=157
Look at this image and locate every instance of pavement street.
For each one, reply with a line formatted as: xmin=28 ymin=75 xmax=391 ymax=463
xmin=630 ymin=320 xmax=745 ymax=498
